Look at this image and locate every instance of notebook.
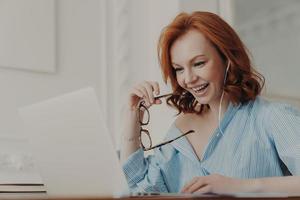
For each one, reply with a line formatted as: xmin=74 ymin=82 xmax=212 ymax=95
xmin=18 ymin=87 xmax=129 ymax=197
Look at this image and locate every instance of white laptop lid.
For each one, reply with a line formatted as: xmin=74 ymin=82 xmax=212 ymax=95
xmin=19 ymin=87 xmax=129 ymax=197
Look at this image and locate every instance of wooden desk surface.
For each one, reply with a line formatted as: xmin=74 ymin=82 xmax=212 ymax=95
xmin=1 ymin=194 xmax=300 ymax=200
xmin=45 ymin=196 xmax=300 ymax=200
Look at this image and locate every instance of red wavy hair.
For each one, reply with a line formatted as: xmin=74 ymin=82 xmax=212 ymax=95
xmin=158 ymin=11 xmax=265 ymax=114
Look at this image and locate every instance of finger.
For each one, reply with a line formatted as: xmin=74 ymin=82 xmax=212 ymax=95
xmin=154 ymin=99 xmax=162 ymax=104
xmin=129 ymin=88 xmax=147 ymax=110
xmin=130 ymin=88 xmax=144 ymax=99
xmin=181 ymin=177 xmax=199 ymax=193
xmin=152 ymin=81 xmax=160 ymax=96
xmin=135 ymin=85 xmax=151 ymax=106
xmin=194 ymin=185 xmax=212 ymax=194
xmin=184 ymin=178 xmax=206 ymax=193
xmin=143 ymin=82 xmax=155 ymax=104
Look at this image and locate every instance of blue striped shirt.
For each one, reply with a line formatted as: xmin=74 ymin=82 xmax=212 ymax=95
xmin=122 ymin=97 xmax=300 ymax=193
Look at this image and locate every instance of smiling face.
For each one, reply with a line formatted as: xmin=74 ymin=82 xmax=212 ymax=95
xmin=170 ymin=29 xmax=226 ymax=107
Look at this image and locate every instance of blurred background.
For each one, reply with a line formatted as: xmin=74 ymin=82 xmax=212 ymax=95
xmin=0 ymin=0 xmax=300 ymax=149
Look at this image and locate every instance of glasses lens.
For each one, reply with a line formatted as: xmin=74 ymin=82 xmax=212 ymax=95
xmin=140 ymin=129 xmax=152 ymax=149
xmin=139 ymin=104 xmax=149 ymax=125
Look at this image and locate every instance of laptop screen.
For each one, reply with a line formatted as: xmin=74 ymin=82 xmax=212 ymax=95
xmin=19 ymin=87 xmax=129 ymax=197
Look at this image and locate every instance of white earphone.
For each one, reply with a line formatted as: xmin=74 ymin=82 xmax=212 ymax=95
xmin=218 ymin=60 xmax=231 ymax=136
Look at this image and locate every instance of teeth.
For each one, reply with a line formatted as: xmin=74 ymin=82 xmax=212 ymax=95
xmin=192 ymin=84 xmax=208 ymax=92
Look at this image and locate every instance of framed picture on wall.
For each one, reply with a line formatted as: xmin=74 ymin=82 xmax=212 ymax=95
xmin=0 ymin=0 xmax=56 ymax=73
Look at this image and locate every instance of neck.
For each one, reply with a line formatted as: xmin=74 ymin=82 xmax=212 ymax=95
xmin=208 ymin=92 xmax=230 ymax=120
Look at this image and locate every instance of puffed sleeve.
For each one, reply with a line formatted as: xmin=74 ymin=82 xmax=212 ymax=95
xmin=122 ymin=148 xmax=169 ymax=193
xmin=266 ymin=102 xmax=300 ymax=175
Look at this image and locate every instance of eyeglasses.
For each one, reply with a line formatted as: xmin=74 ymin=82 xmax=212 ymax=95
xmin=138 ymin=93 xmax=195 ymax=151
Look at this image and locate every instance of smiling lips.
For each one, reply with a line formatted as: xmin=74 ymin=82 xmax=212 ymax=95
xmin=191 ymin=83 xmax=209 ymax=93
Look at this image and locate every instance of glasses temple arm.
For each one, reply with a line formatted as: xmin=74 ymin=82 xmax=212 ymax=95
xmin=154 ymin=93 xmax=174 ymax=100
xmin=144 ymin=130 xmax=195 ymax=151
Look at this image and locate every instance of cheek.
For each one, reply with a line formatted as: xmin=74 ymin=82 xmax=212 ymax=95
xmin=206 ymin=68 xmax=224 ymax=86
xmin=211 ymin=75 xmax=223 ymax=85
xmin=176 ymin=75 xmax=185 ymax=88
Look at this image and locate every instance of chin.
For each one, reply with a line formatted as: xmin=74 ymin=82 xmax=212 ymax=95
xmin=194 ymin=96 xmax=211 ymax=105
xmin=191 ymin=88 xmax=220 ymax=106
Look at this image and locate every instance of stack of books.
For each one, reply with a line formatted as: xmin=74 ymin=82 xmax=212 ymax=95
xmin=0 ymin=138 xmax=46 ymax=193
xmin=0 ymin=184 xmax=46 ymax=193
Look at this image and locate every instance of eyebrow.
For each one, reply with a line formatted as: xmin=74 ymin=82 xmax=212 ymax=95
xmin=172 ymin=54 xmax=206 ymax=67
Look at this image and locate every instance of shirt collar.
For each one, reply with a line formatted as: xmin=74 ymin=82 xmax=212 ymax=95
xmin=164 ymin=102 xmax=241 ymax=163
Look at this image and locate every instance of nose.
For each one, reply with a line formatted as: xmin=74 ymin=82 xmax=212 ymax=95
xmin=184 ymin=69 xmax=197 ymax=85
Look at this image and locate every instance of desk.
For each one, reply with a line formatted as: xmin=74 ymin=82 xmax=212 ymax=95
xmin=33 ymin=197 xmax=300 ymax=200
xmin=126 ymin=196 xmax=300 ymax=200
xmin=1 ymin=194 xmax=300 ymax=200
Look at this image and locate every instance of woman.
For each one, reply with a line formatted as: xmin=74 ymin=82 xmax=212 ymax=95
xmin=120 ymin=11 xmax=300 ymax=194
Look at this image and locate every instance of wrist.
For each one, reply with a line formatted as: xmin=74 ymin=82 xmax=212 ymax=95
xmin=124 ymin=105 xmax=144 ymax=118
xmin=240 ymin=178 xmax=263 ymax=193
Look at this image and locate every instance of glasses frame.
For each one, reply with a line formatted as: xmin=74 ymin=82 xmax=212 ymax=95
xmin=138 ymin=93 xmax=195 ymax=151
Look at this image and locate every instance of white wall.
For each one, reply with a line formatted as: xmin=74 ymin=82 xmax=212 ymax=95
xmin=232 ymin=0 xmax=300 ymax=108
xmin=0 ymin=0 xmax=105 ymax=138
xmin=179 ymin=0 xmax=219 ymax=13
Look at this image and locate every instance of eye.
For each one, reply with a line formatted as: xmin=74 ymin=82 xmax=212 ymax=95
xmin=174 ymin=67 xmax=184 ymax=74
xmin=193 ymin=61 xmax=205 ymax=67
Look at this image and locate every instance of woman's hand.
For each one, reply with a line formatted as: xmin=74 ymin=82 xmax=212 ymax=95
xmin=181 ymin=174 xmax=255 ymax=194
xmin=127 ymin=81 xmax=162 ymax=111
xmin=121 ymin=81 xmax=162 ymax=162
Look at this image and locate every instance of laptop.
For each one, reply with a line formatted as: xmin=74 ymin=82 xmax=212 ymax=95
xmin=18 ymin=87 xmax=129 ymax=197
